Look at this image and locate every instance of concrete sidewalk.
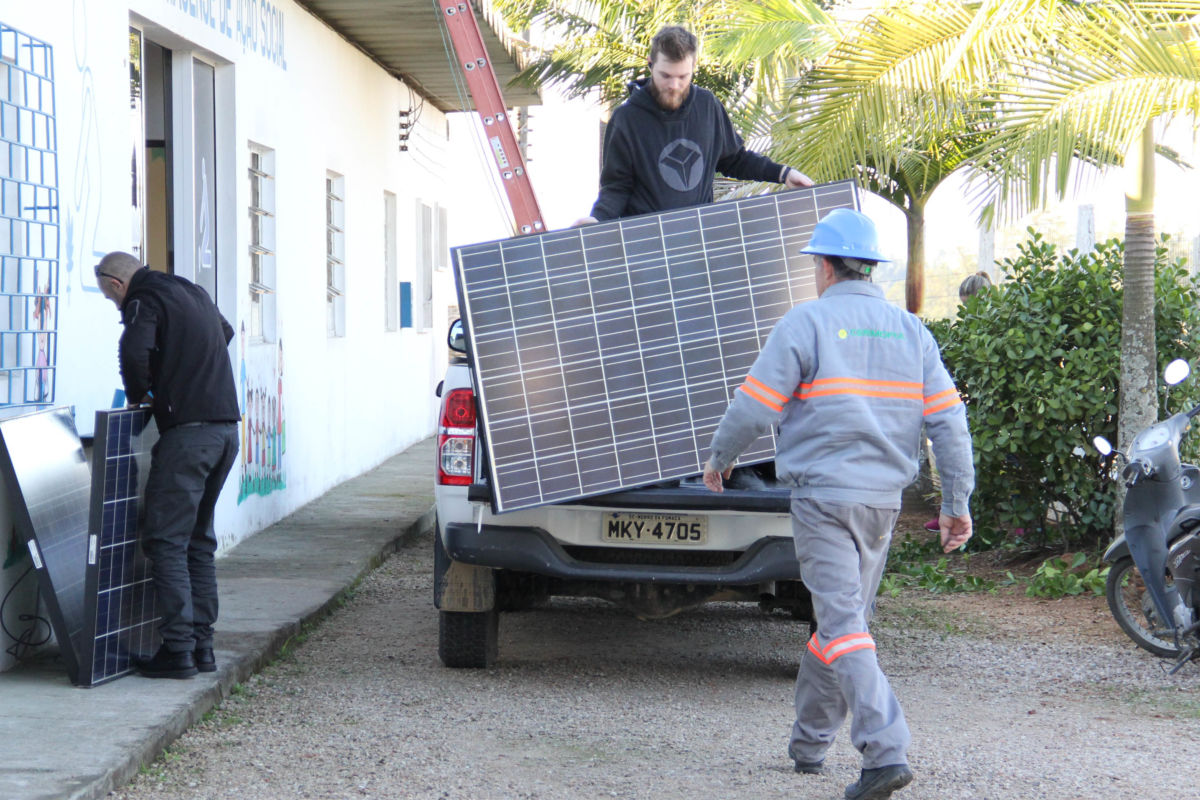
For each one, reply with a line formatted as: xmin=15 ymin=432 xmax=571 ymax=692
xmin=0 ymin=438 xmax=435 ymax=800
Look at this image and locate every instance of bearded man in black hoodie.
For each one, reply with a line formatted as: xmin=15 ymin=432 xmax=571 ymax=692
xmin=577 ymin=25 xmax=812 ymax=224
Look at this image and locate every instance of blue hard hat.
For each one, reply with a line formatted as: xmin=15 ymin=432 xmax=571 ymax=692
xmin=800 ymin=208 xmax=890 ymax=263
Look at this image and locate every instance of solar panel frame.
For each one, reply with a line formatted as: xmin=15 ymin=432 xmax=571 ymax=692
xmin=454 ymin=181 xmax=860 ymax=514
xmin=0 ymin=406 xmax=92 ymax=684
xmin=81 ymin=407 xmax=160 ymax=687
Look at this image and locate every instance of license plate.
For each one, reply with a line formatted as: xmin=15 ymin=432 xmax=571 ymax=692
xmin=601 ymin=512 xmax=708 ymax=545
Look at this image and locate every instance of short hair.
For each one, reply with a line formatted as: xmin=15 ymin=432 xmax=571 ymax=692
xmin=828 ymin=255 xmax=873 ymax=282
xmin=95 ymin=251 xmax=143 ymax=282
xmin=958 ymin=271 xmax=992 ymax=300
xmin=650 ymin=26 xmax=698 ymax=64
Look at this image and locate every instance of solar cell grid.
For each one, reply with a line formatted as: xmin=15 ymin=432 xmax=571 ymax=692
xmin=83 ymin=408 xmax=160 ymax=686
xmin=455 ymin=181 xmax=859 ymax=513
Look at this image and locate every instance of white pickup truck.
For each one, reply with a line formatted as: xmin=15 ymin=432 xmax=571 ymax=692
xmin=433 ymin=321 xmax=810 ymax=668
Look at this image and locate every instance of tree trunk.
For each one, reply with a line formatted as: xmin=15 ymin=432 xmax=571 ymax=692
xmin=1120 ymin=212 xmax=1158 ymax=447
xmin=1117 ymin=124 xmax=1157 ymax=454
xmin=904 ymin=197 xmax=926 ymax=314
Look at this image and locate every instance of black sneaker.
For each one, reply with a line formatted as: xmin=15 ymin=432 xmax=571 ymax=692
xmin=194 ymin=647 xmax=216 ymax=673
xmin=133 ymin=645 xmax=198 ymax=679
xmin=793 ymin=759 xmax=824 ymax=775
xmin=844 ymin=764 xmax=913 ymax=800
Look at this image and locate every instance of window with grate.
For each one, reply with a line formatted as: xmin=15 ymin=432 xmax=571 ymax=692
xmin=0 ymin=25 xmax=59 ymax=406
xmin=248 ymin=145 xmax=275 ymax=341
xmin=325 ymin=171 xmax=345 ymax=337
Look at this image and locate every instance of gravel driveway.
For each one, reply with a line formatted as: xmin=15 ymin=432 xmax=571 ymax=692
xmin=111 ymin=528 xmax=1200 ymax=800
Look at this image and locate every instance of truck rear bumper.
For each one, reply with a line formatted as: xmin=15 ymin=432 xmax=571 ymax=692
xmin=443 ymin=522 xmax=801 ymax=584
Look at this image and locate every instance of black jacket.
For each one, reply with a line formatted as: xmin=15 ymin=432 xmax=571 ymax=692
xmin=589 ymin=80 xmax=788 ymax=221
xmin=118 ymin=268 xmax=239 ymax=431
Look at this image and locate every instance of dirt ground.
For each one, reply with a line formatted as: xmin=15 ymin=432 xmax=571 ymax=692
xmin=110 ymin=521 xmax=1200 ymax=800
xmin=888 ymin=508 xmax=1122 ymax=643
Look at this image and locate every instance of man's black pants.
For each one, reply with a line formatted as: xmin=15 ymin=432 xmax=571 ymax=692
xmin=142 ymin=422 xmax=239 ymax=653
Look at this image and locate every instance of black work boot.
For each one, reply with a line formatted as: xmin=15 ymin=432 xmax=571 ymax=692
xmin=194 ymin=647 xmax=216 ymax=673
xmin=134 ymin=645 xmax=198 ymax=679
xmin=844 ymin=764 xmax=913 ymax=800
xmin=793 ymin=759 xmax=824 ymax=775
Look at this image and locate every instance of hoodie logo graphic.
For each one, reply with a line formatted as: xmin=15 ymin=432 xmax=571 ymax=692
xmin=658 ymin=139 xmax=704 ymax=191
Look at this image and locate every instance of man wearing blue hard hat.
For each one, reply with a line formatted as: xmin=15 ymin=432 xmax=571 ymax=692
xmin=702 ymin=208 xmax=975 ymax=800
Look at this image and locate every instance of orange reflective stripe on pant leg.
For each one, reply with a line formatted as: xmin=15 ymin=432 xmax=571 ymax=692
xmin=807 ymin=632 xmax=876 ymax=665
xmin=806 ymin=633 xmax=826 ymax=663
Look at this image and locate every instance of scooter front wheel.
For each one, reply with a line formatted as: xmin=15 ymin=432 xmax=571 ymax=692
xmin=1105 ymin=556 xmax=1184 ymax=658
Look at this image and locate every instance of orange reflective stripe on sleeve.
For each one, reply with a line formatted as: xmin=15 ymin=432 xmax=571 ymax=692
xmin=738 ymin=374 xmax=787 ymax=412
xmin=746 ymin=375 xmax=789 ymax=405
xmin=806 ymin=632 xmax=876 ymax=665
xmin=923 ymin=387 xmax=963 ymax=416
xmin=739 ymin=384 xmax=783 ymax=412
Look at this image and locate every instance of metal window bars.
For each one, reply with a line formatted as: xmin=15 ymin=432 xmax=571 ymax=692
xmin=0 ymin=24 xmax=59 ymax=406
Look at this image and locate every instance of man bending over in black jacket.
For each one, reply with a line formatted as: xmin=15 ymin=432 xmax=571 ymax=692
xmin=95 ymin=251 xmax=240 ymax=679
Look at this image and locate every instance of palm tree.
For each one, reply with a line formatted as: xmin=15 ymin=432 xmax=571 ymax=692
xmin=750 ymin=0 xmax=1046 ymax=314
xmin=490 ymin=0 xmax=793 ymax=109
xmin=495 ymin=0 xmax=1198 ymax=344
xmin=959 ymin=0 xmax=1200 ymax=450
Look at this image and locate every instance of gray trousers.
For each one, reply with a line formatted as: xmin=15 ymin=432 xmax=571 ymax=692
xmin=141 ymin=422 xmax=239 ymax=653
xmin=788 ymin=497 xmax=910 ymax=769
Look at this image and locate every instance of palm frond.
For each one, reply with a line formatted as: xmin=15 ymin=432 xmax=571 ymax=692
xmin=971 ymin=1 xmax=1200 ymax=219
xmin=772 ymin=1 xmax=982 ymax=195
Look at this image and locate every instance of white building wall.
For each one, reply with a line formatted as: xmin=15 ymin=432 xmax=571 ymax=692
xmin=0 ymin=0 xmax=456 ymax=556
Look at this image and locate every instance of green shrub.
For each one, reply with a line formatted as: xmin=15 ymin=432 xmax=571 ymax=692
xmin=928 ymin=231 xmax=1200 ymax=551
xmin=882 ymin=538 xmax=997 ymax=595
xmin=1024 ymin=552 xmax=1108 ymax=598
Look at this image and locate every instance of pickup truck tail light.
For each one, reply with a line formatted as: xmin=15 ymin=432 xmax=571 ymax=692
xmin=437 ymin=388 xmax=476 ymax=485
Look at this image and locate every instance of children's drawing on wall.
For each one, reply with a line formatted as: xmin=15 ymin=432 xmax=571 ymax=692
xmin=238 ymin=323 xmax=286 ymax=502
xmin=32 ymin=273 xmax=55 ymax=403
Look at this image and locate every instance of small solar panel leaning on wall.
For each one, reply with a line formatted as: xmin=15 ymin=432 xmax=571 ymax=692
xmin=0 ymin=406 xmax=161 ymax=686
xmin=82 ymin=407 xmax=160 ymax=686
xmin=0 ymin=406 xmax=93 ymax=684
xmin=453 ymin=181 xmax=860 ymax=513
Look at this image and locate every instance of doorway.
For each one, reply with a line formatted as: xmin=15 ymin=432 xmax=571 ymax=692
xmin=130 ymin=28 xmax=173 ymax=273
xmin=128 ymin=26 xmax=220 ymax=302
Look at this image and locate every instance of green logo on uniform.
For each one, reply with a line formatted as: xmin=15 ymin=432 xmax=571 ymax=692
xmin=839 ymin=328 xmax=904 ymax=340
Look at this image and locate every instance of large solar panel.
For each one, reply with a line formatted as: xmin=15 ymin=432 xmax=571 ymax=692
xmin=454 ymin=181 xmax=859 ymax=513
xmin=0 ymin=406 xmax=91 ymax=684
xmin=82 ymin=408 xmax=160 ymax=686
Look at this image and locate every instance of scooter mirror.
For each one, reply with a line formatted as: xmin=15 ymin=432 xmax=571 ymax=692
xmin=1093 ymin=436 xmax=1113 ymax=456
xmin=1164 ymin=358 xmax=1190 ymax=386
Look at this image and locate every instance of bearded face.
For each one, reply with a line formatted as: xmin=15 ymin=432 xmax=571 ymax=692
xmin=647 ymin=54 xmax=693 ymax=111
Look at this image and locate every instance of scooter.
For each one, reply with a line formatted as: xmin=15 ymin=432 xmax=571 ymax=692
xmin=1094 ymin=359 xmax=1200 ymax=672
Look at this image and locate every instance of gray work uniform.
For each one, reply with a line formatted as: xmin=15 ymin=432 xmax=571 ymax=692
xmin=708 ymin=280 xmax=974 ymax=768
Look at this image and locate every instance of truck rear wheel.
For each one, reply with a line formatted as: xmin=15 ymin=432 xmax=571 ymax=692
xmin=438 ymin=609 xmax=498 ymax=668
